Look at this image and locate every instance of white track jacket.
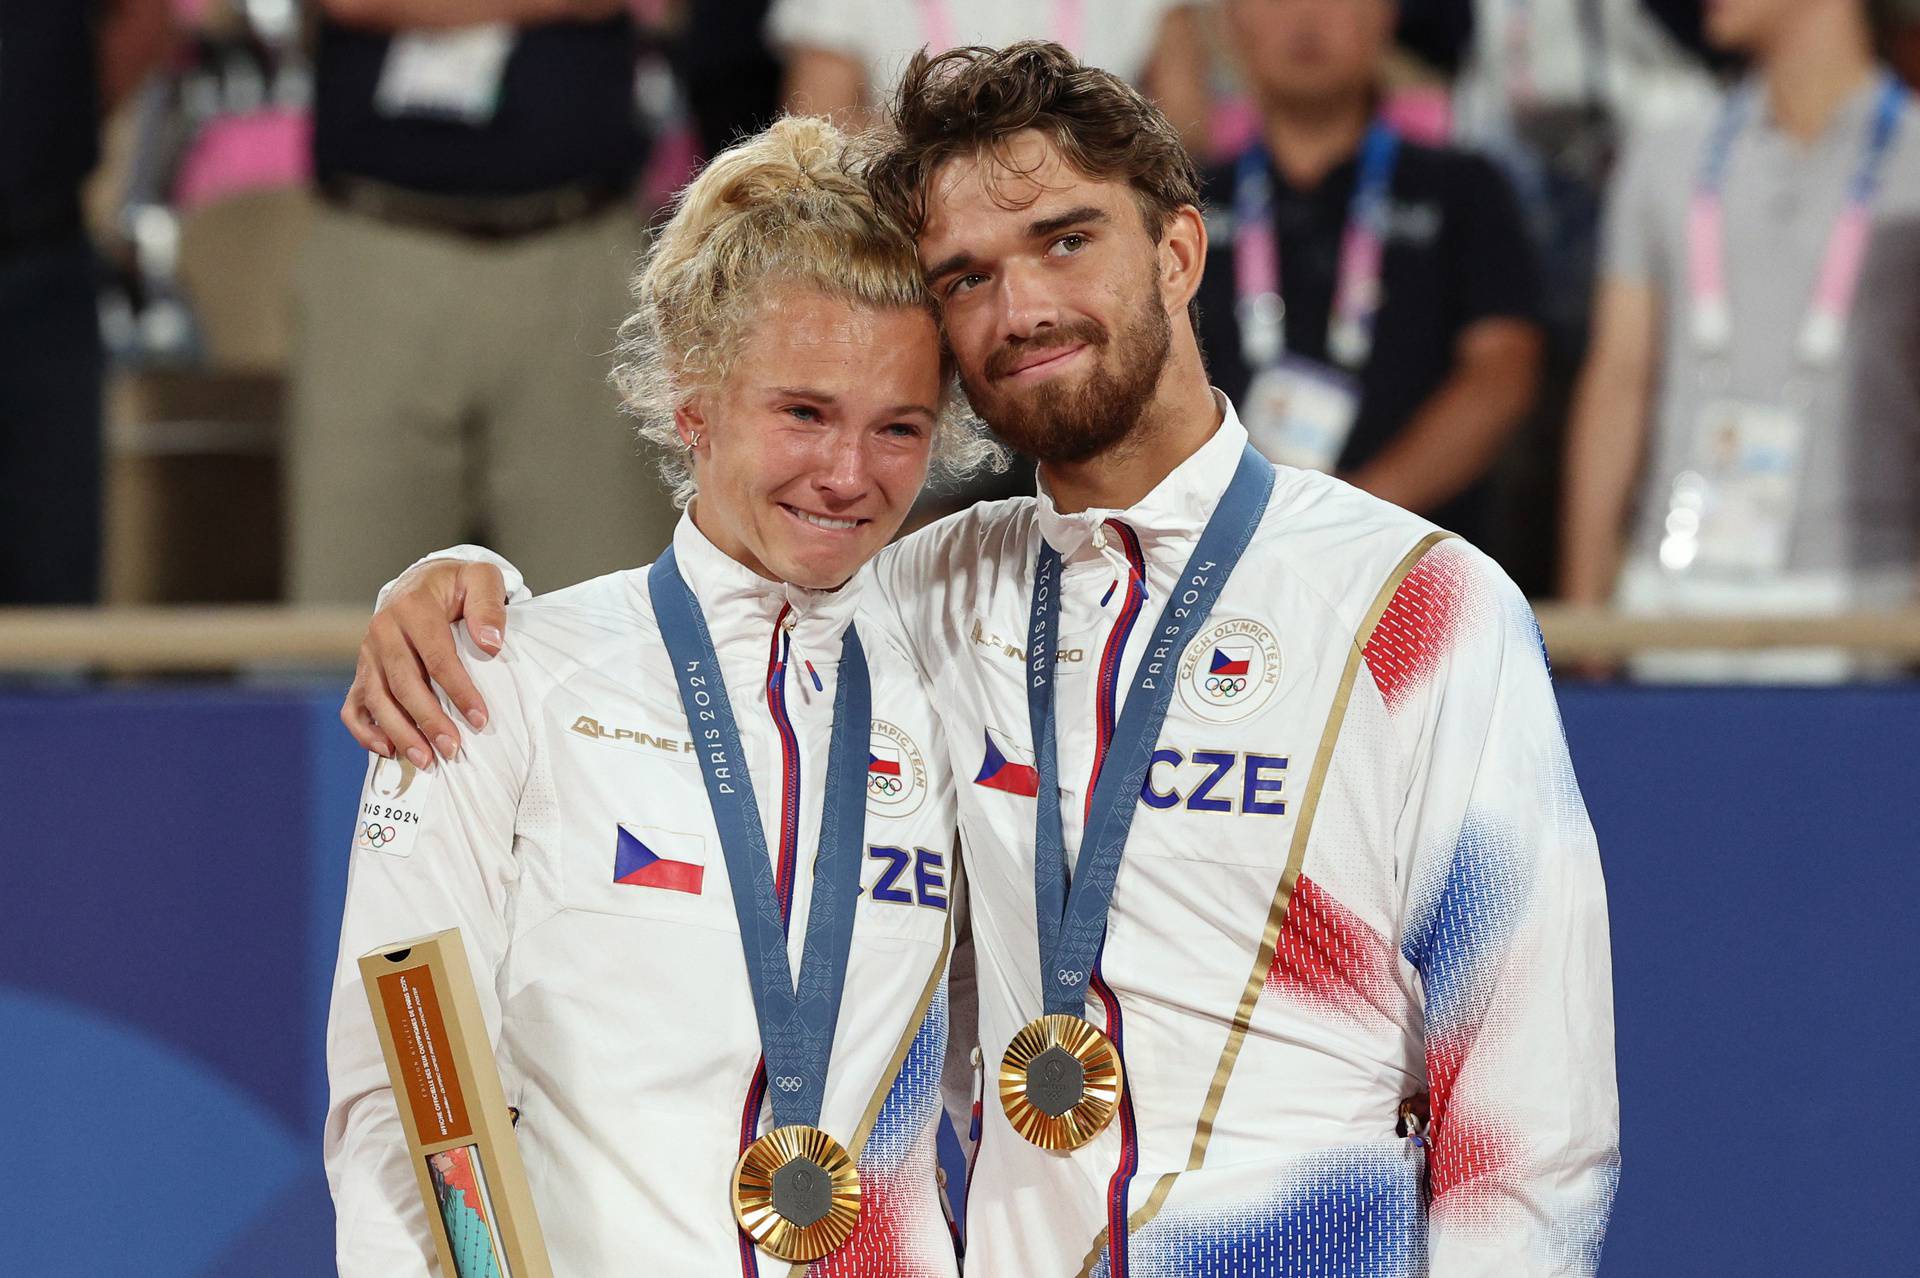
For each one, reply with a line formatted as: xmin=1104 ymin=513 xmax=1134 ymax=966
xmin=325 ymin=516 xmax=962 ymax=1278
xmin=388 ymin=396 xmax=1620 ymax=1277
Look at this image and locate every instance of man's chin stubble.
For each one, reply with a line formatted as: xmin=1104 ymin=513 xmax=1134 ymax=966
xmin=970 ymin=362 xmax=1169 ymax=465
xmin=972 ymin=390 xmax=1121 ymax=464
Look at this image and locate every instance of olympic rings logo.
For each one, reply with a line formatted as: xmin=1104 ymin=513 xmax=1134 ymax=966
xmin=1055 ymin=968 xmax=1086 ymax=986
xmin=867 ymin=774 xmax=903 ymax=796
xmin=1204 ymin=675 xmax=1248 ymax=697
xmin=363 ymin=822 xmax=397 ymax=847
xmin=775 ymin=1076 xmax=804 ymax=1093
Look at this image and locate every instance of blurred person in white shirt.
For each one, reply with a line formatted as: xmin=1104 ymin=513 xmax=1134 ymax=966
xmin=1562 ymin=0 xmax=1920 ymax=680
xmin=767 ymin=0 xmax=1215 ymax=156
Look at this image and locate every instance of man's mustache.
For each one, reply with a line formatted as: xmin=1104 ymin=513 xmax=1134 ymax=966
xmin=983 ymin=321 xmax=1108 ymax=381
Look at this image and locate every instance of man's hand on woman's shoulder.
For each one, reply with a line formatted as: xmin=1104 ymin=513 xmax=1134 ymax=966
xmin=341 ymin=559 xmax=511 ymax=769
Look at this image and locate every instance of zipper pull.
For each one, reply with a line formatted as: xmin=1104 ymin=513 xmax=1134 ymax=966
xmin=1396 ymin=1093 xmax=1431 ymax=1149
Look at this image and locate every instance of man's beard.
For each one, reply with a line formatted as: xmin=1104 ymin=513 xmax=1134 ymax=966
xmin=961 ymin=281 xmax=1173 ymax=466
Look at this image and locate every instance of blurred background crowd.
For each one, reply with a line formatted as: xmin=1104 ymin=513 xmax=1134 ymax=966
xmin=6 ymin=0 xmax=1919 ymax=682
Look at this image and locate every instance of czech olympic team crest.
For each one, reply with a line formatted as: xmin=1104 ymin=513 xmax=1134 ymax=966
xmin=867 ymin=720 xmax=928 ymax=818
xmin=1178 ymin=618 xmax=1282 ymax=723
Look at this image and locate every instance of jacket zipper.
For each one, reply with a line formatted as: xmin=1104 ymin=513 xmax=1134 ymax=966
xmin=1089 ymin=520 xmax=1146 ymax=1277
xmin=737 ymin=604 xmax=804 ymax=1278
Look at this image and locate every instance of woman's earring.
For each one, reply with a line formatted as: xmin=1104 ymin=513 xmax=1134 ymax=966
xmin=684 ymin=431 xmax=701 ymax=451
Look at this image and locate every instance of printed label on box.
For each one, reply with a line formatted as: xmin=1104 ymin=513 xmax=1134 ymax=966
xmin=377 ymin=966 xmax=472 ymax=1144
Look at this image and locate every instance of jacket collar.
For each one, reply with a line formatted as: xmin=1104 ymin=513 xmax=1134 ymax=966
xmin=1034 ymin=390 xmax=1250 ymax=574
xmin=663 ymin=508 xmax=865 ymax=665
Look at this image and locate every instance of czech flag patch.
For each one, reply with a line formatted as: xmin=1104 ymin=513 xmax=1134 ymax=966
xmin=613 ymin=824 xmax=705 ymax=895
xmin=1211 ymin=644 xmax=1252 ymax=677
xmin=973 ymin=728 xmax=1040 ymax=797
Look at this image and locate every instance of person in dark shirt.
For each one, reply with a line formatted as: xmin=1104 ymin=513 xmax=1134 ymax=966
xmin=0 ymin=0 xmax=170 ymax=604
xmin=673 ymin=0 xmax=783 ymax=161
xmin=1196 ymin=0 xmax=1543 ymax=543
xmin=291 ymin=0 xmax=672 ymax=604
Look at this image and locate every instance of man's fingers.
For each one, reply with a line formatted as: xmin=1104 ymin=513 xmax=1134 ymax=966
xmin=362 ymin=674 xmax=435 ymax=772
xmin=339 ymin=677 xmax=394 ymax=757
xmin=459 ymin=562 xmax=510 ymax=660
xmin=381 ymin=636 xmax=464 ymax=763
xmin=447 ymin=562 xmax=507 ymax=730
xmin=365 ymin=612 xmax=443 ymax=767
xmin=419 ymin=623 xmax=490 ymax=734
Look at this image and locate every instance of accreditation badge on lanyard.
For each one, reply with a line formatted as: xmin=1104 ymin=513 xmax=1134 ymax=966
xmin=649 ymin=552 xmax=868 ymax=1262
xmin=999 ymin=444 xmax=1275 ymax=1151
xmin=1233 ymin=124 xmax=1400 ymax=473
xmin=376 ymin=24 xmax=517 ymax=126
xmin=1665 ymin=75 xmax=1907 ymax=577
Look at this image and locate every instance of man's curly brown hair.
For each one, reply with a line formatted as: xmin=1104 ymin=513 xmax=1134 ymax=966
xmin=866 ymin=41 xmax=1202 ymax=250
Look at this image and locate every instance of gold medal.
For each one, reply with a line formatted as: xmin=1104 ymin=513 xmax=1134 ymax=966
xmin=998 ymin=1013 xmax=1125 ymax=1151
xmin=731 ymin=1124 xmax=861 ymax=1261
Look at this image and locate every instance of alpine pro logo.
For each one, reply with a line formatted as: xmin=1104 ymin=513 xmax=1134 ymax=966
xmin=1178 ymin=619 xmax=1282 ymax=723
xmin=867 ymin=720 xmax=928 ymax=818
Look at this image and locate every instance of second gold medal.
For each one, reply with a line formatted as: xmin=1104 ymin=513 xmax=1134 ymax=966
xmin=999 ymin=1012 xmax=1125 ymax=1151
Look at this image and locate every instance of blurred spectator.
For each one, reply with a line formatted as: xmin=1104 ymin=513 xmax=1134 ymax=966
xmin=673 ymin=0 xmax=782 ymax=160
xmin=1195 ymin=0 xmax=1544 ymax=546
xmin=290 ymin=0 xmax=673 ymax=604
xmin=0 ymin=0 xmax=172 ymax=604
xmin=1404 ymin=2 xmax=1719 ymax=593
xmin=766 ymin=0 xmax=1214 ymax=156
xmin=1450 ymin=1 xmax=1719 ymax=145
xmin=1445 ymin=0 xmax=1717 ymax=342
xmin=1562 ymin=0 xmax=1920 ymax=681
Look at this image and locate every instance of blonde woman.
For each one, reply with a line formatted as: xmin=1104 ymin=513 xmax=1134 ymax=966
xmin=324 ymin=117 xmax=993 ymax=1277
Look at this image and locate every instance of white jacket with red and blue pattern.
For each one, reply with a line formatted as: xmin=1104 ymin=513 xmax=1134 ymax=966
xmin=871 ymin=400 xmax=1619 ymax=1278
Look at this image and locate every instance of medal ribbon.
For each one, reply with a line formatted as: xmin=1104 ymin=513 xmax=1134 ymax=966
xmin=1689 ymin=73 xmax=1906 ymax=368
xmin=649 ymin=549 xmax=868 ymax=1132
xmin=1233 ymin=121 xmax=1401 ymax=371
xmin=1027 ymin=443 xmax=1275 ymax=1019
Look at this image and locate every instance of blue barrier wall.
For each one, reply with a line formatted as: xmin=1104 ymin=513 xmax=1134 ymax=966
xmin=1 ymin=684 xmax=1914 ymax=1274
